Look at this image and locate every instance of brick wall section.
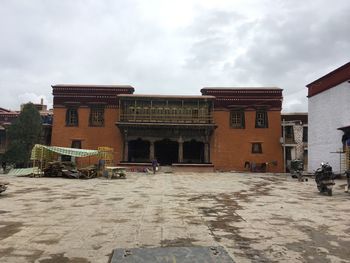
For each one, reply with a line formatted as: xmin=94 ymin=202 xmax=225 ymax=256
xmin=211 ymin=110 xmax=283 ymax=172
xmin=51 ymin=107 xmax=124 ymax=164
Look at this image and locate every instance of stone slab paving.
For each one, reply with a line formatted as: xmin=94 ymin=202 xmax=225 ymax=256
xmin=110 ymin=246 xmax=234 ymax=262
xmin=0 ymin=172 xmax=349 ymax=263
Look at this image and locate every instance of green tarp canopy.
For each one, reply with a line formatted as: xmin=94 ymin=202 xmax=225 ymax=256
xmin=31 ymin=144 xmax=100 ymax=160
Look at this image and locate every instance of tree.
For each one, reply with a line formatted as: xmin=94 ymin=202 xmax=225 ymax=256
xmin=3 ymin=103 xmax=42 ymax=167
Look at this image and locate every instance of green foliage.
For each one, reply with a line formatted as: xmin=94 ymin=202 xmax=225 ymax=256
xmin=3 ymin=103 xmax=42 ymax=167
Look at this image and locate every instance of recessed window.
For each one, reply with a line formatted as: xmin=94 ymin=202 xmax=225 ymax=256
xmin=66 ymin=108 xmax=78 ymax=126
xmin=255 ymin=110 xmax=268 ymax=128
xmin=89 ymin=105 xmax=104 ymax=126
xmin=285 ymin=126 xmax=294 ymax=140
xmin=71 ymin=140 xmax=82 ymax=149
xmin=303 ymin=127 xmax=308 ymax=142
xmin=230 ymin=110 xmax=245 ymax=128
xmin=252 ymin=143 xmax=262 ymax=154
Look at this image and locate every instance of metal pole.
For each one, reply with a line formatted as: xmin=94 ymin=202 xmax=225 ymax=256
xmin=340 ymin=149 xmax=342 ymax=174
xmin=283 ymin=119 xmax=286 ymax=173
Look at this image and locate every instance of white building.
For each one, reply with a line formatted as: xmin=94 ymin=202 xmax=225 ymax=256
xmin=307 ymin=62 xmax=350 ymax=173
xmin=281 ymin=113 xmax=308 ymax=171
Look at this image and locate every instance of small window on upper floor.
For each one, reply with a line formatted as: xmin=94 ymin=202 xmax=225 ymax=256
xmin=255 ymin=110 xmax=268 ymax=128
xmin=252 ymin=143 xmax=262 ymax=154
xmin=230 ymin=110 xmax=245 ymax=128
xmin=66 ymin=108 xmax=78 ymax=126
xmin=285 ymin=126 xmax=294 ymax=139
xmin=303 ymin=126 xmax=308 ymax=142
xmin=89 ymin=105 xmax=104 ymax=126
xmin=71 ymin=140 xmax=82 ymax=149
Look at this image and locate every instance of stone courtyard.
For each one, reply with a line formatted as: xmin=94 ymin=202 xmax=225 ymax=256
xmin=0 ymin=172 xmax=349 ymax=263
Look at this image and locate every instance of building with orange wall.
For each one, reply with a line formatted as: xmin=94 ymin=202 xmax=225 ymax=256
xmin=51 ymin=85 xmax=283 ymax=172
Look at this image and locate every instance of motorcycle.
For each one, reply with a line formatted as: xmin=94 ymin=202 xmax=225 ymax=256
xmin=315 ymin=162 xmax=335 ymax=196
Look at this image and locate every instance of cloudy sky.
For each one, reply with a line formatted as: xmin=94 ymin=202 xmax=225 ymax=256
xmin=0 ymin=0 xmax=349 ymax=112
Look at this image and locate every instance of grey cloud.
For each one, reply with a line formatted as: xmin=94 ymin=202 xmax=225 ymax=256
xmin=0 ymin=0 xmax=349 ymax=113
xmin=183 ymin=0 xmax=350 ymax=112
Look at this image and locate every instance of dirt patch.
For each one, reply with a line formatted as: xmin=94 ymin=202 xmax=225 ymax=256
xmin=12 ymin=187 xmax=52 ymax=195
xmin=71 ymin=204 xmax=85 ymax=207
xmin=107 ymin=197 xmax=124 ymax=201
xmin=40 ymin=199 xmax=55 ymax=202
xmin=285 ymin=225 xmax=350 ymax=263
xmin=91 ymin=232 xmax=106 ymax=237
xmin=190 ymin=193 xmax=271 ymax=261
xmin=0 ymin=247 xmax=15 ymax=257
xmin=109 ymin=219 xmax=129 ymax=224
xmin=129 ymin=203 xmax=143 ymax=209
xmin=35 ymin=239 xmax=60 ymax=245
xmin=161 ymin=237 xmax=198 ymax=247
xmin=92 ymin=244 xmax=102 ymax=250
xmin=0 ymin=221 xmax=23 ymax=240
xmin=38 ymin=253 xmax=90 ymax=263
xmin=61 ymin=194 xmax=91 ymax=200
xmin=260 ymin=176 xmax=286 ymax=183
xmin=0 ymin=247 xmax=43 ymax=262
xmin=0 ymin=210 xmax=9 ymax=214
xmin=248 ymin=181 xmax=273 ymax=196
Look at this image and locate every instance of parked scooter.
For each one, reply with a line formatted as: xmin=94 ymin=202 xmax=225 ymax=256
xmin=315 ymin=162 xmax=335 ymax=196
xmin=290 ymin=159 xmax=307 ymax=181
xmin=345 ymin=170 xmax=350 ymax=193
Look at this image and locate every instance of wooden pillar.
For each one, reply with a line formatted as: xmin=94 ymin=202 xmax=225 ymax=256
xmin=204 ymin=142 xmax=209 ymax=163
xmin=123 ymin=140 xmax=129 ymax=162
xmin=123 ymin=129 xmax=128 ymax=162
xmin=149 ymin=141 xmax=155 ymax=161
xmin=178 ymin=137 xmax=183 ymax=163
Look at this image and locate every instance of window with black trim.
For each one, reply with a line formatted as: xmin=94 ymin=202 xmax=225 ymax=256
xmin=230 ymin=110 xmax=245 ymax=128
xmin=71 ymin=140 xmax=82 ymax=149
xmin=66 ymin=108 xmax=78 ymax=126
xmin=302 ymin=126 xmax=308 ymax=142
xmin=285 ymin=126 xmax=294 ymax=140
xmin=89 ymin=105 xmax=104 ymax=126
xmin=252 ymin=143 xmax=262 ymax=154
xmin=255 ymin=110 xmax=268 ymax=128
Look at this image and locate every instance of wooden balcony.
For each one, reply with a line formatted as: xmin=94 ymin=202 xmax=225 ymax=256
xmin=118 ymin=95 xmax=215 ymax=125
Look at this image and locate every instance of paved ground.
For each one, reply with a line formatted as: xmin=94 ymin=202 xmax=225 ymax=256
xmin=0 ymin=172 xmax=349 ymax=263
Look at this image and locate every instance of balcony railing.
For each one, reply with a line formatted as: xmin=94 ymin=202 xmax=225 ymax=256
xmin=119 ymin=113 xmax=213 ymax=124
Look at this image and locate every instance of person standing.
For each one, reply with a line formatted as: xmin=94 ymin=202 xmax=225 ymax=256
xmin=151 ymin=158 xmax=158 ymax=174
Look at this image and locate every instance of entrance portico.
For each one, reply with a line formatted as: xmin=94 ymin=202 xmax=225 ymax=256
xmin=116 ymin=94 xmax=216 ymax=165
xmin=118 ymin=124 xmax=214 ymax=165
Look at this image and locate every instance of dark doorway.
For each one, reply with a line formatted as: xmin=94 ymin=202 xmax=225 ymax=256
xmin=155 ymin=139 xmax=178 ymax=165
xmin=128 ymin=138 xmax=150 ymax=162
xmin=183 ymin=140 xmax=204 ymax=163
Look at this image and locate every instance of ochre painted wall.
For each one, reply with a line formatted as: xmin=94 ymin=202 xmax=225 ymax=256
xmin=51 ymin=107 xmax=123 ymax=165
xmin=52 ymin=106 xmax=283 ymax=172
xmin=210 ymin=110 xmax=283 ymax=172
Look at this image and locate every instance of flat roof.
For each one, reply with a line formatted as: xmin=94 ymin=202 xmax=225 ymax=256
xmin=118 ymin=94 xmax=215 ymax=99
xmin=201 ymin=87 xmax=282 ymax=91
xmin=281 ymin=112 xmax=308 ymax=115
xmin=52 ymin=84 xmax=134 ymax=88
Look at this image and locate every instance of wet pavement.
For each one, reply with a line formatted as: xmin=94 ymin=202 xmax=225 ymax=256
xmin=0 ymin=172 xmax=349 ymax=263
